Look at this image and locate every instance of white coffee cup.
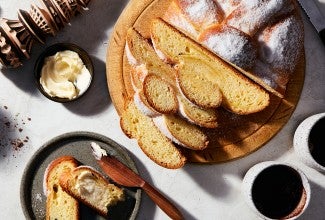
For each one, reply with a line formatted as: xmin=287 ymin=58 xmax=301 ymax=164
xmin=242 ymin=161 xmax=311 ymax=220
xmin=294 ymin=112 xmax=325 ymax=172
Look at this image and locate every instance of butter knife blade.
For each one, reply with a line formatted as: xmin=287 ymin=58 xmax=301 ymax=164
xmin=297 ymin=0 xmax=325 ymax=44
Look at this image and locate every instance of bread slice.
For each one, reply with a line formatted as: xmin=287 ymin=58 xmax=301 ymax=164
xmin=133 ymin=90 xmax=160 ymax=117
xmin=176 ymin=57 xmax=222 ymax=109
xmin=120 ymin=100 xmax=186 ymax=169
xmin=43 ymin=156 xmax=79 ymax=220
xmin=143 ymin=73 xmax=178 ymax=114
xmin=126 ymin=27 xmax=219 ymax=127
xmin=59 ymin=166 xmax=125 ymax=217
xmin=153 ymin=115 xmax=209 ymax=150
xmin=178 ymin=96 xmax=218 ymax=128
xmin=126 ymin=27 xmax=176 ymax=85
xmin=151 ymin=18 xmax=270 ymax=115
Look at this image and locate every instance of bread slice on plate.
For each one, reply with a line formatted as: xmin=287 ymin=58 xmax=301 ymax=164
xmin=151 ymin=18 xmax=270 ymax=115
xmin=43 ymin=155 xmax=79 ymax=220
xmin=120 ymin=100 xmax=186 ymax=169
xmin=59 ymin=165 xmax=125 ymax=217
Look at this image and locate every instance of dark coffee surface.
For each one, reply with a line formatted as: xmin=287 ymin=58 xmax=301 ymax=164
xmin=310 ymin=117 xmax=325 ymax=167
xmin=252 ymin=165 xmax=303 ymax=219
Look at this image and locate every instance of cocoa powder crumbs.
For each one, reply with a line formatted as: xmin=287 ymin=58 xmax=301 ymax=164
xmin=1 ymin=105 xmax=32 ymax=157
xmin=11 ymin=139 xmax=24 ymax=151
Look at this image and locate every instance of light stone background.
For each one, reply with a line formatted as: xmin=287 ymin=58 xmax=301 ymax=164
xmin=0 ymin=0 xmax=324 ymax=219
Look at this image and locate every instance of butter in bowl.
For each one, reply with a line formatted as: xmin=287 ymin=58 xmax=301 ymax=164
xmin=35 ymin=43 xmax=94 ymax=102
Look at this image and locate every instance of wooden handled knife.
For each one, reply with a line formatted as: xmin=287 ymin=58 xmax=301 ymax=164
xmin=91 ymin=142 xmax=183 ymax=220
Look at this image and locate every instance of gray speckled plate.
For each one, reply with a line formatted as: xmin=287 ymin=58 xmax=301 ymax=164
xmin=20 ymin=131 xmax=141 ymax=220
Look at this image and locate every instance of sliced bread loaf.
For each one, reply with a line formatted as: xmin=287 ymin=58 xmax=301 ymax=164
xmin=126 ymin=27 xmax=176 ymax=85
xmin=143 ymin=73 xmax=178 ymax=114
xmin=151 ymin=18 xmax=270 ymax=115
xmin=178 ymin=96 xmax=218 ymax=128
xmin=59 ymin=166 xmax=124 ymax=217
xmin=120 ymin=100 xmax=186 ymax=169
xmin=43 ymin=156 xmax=79 ymax=220
xmin=133 ymin=90 xmax=160 ymax=117
xmin=163 ymin=0 xmax=303 ymax=98
xmin=153 ymin=115 xmax=209 ymax=150
xmin=176 ymin=56 xmax=222 ymax=109
xmin=126 ymin=27 xmax=220 ymax=127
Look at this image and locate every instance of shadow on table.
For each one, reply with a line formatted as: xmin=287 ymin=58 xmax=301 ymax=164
xmin=125 ymin=149 xmax=156 ymax=220
xmin=0 ymin=107 xmax=11 ymax=160
xmin=63 ymin=56 xmax=111 ymax=116
xmin=317 ymin=1 xmax=325 ymax=17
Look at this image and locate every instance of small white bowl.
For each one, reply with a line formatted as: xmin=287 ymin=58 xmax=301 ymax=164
xmin=294 ymin=113 xmax=325 ymax=172
xmin=242 ymin=161 xmax=310 ymax=220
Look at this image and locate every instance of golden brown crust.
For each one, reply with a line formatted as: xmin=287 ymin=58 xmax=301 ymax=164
xmin=59 ymin=166 xmax=124 ymax=217
xmin=150 ymin=21 xmax=270 ymax=114
xmin=120 ymin=100 xmax=186 ymax=169
xmin=163 ymin=115 xmax=209 ymax=150
xmin=45 ymin=156 xmax=79 ymax=220
xmin=44 ymin=156 xmax=79 ymax=192
xmin=176 ymin=60 xmax=223 ymax=109
xmin=143 ymin=74 xmax=178 ymax=114
xmin=106 ymin=0 xmax=305 ymax=165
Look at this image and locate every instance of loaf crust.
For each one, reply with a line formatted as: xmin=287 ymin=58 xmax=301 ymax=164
xmin=106 ymin=0 xmax=305 ymax=165
xmin=126 ymin=27 xmax=220 ymax=127
xmin=120 ymin=100 xmax=187 ymax=169
xmin=151 ymin=19 xmax=270 ymax=115
xmin=59 ymin=166 xmax=124 ymax=217
xmin=44 ymin=156 xmax=79 ymax=220
xmin=164 ymin=0 xmax=304 ymax=98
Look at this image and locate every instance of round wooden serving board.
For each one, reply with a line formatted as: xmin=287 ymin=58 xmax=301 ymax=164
xmin=106 ymin=0 xmax=305 ymax=164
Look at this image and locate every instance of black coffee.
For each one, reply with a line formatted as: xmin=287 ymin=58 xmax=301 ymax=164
xmin=251 ymin=165 xmax=303 ymax=219
xmin=309 ymin=117 xmax=325 ymax=167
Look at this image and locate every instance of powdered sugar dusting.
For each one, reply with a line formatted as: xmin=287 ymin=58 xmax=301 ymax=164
xmin=259 ymin=16 xmax=303 ymax=73
xmin=200 ymin=26 xmax=257 ymax=69
xmin=217 ymin=0 xmax=241 ymax=17
xmin=180 ymin=0 xmax=222 ymax=27
xmin=253 ymin=60 xmax=279 ymax=89
xmin=227 ymin=0 xmax=294 ymax=35
xmin=166 ymin=8 xmax=198 ymax=37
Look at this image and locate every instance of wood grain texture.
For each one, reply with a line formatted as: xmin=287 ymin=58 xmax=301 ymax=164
xmin=106 ymin=0 xmax=305 ymax=163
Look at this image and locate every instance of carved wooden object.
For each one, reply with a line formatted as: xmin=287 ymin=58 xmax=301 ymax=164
xmin=0 ymin=0 xmax=91 ymax=68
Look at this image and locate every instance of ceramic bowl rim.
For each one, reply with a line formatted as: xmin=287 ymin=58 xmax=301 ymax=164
xmin=34 ymin=42 xmax=94 ymax=103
